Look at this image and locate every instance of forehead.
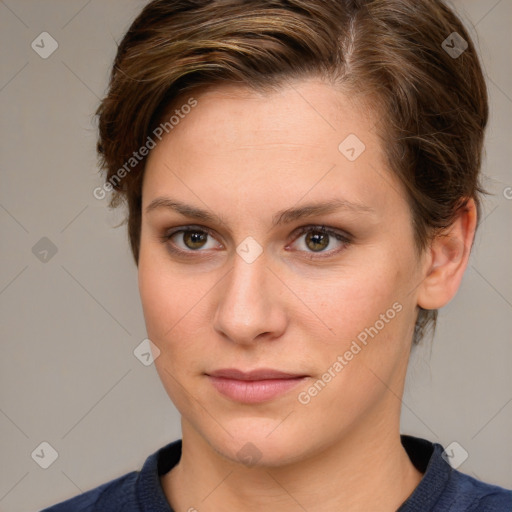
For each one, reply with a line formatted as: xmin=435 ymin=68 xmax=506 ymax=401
xmin=159 ymin=80 xmax=373 ymax=154
xmin=143 ymin=79 xmax=405 ymax=217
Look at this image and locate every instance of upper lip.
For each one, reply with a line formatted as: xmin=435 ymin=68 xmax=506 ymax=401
xmin=207 ymin=368 xmax=307 ymax=381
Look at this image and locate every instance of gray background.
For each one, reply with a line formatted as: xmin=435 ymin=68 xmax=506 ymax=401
xmin=0 ymin=1 xmax=510 ymax=510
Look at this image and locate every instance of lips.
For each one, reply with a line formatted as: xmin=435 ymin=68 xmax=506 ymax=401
xmin=206 ymin=368 xmax=308 ymax=403
xmin=208 ymin=368 xmax=306 ymax=380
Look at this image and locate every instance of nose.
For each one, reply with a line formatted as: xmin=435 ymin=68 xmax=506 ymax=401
xmin=213 ymin=251 xmax=288 ymax=346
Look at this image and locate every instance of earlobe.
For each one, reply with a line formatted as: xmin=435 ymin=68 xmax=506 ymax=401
xmin=417 ymin=199 xmax=477 ymax=310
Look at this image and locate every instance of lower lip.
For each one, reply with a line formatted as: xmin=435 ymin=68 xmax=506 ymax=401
xmin=208 ymin=376 xmax=307 ymax=403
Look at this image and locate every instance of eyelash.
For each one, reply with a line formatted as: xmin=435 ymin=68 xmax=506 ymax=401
xmin=159 ymin=224 xmax=352 ymax=260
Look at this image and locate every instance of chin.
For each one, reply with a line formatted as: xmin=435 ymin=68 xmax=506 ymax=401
xmin=196 ymin=415 xmax=314 ymax=468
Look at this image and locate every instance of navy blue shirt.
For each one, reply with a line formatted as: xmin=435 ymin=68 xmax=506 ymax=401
xmin=41 ymin=435 xmax=512 ymax=511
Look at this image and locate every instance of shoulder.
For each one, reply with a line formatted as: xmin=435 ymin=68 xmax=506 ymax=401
xmin=441 ymin=470 xmax=512 ymax=511
xmin=399 ymin=435 xmax=511 ymax=512
xmin=39 ymin=470 xmax=140 ymax=511
xmin=39 ymin=439 xmax=181 ymax=512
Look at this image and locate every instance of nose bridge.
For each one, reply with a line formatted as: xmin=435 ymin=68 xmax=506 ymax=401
xmin=213 ymin=250 xmax=284 ymax=344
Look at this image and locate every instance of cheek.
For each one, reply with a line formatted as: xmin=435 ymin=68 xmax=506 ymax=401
xmin=294 ymin=271 xmax=411 ymax=425
xmin=137 ymin=248 xmax=213 ymax=363
xmin=138 ymin=238 xmax=190 ymax=329
xmin=304 ymin=257 xmax=414 ymax=389
xmin=310 ymin=267 xmax=399 ymax=338
xmin=137 ymin=243 xmax=185 ymax=348
xmin=138 ymin=262 xmax=170 ymax=336
xmin=138 ymin=254 xmax=201 ymax=408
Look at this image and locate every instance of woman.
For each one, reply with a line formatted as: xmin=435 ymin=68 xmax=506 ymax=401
xmin=42 ymin=0 xmax=512 ymax=510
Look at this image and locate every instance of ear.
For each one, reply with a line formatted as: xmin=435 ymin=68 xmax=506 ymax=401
xmin=416 ymin=198 xmax=477 ymax=310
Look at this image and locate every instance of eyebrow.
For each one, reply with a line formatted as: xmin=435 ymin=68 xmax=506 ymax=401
xmin=145 ymin=196 xmax=376 ymax=228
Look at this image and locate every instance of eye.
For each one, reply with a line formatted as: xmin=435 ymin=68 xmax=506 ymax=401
xmin=161 ymin=226 xmax=222 ymax=254
xmin=288 ymin=225 xmax=351 ymax=258
xmin=160 ymin=224 xmax=351 ymax=259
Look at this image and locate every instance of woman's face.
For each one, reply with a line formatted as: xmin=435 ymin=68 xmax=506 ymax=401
xmin=138 ymin=79 xmax=428 ymax=466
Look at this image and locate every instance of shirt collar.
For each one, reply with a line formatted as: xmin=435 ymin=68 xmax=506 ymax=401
xmin=136 ymin=435 xmax=448 ymax=512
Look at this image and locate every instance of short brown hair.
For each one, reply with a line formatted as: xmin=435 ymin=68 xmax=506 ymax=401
xmin=96 ymin=0 xmax=488 ymax=344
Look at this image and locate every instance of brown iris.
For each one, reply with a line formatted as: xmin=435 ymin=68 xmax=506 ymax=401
xmin=183 ymin=231 xmax=208 ymax=250
xmin=305 ymin=229 xmax=330 ymax=252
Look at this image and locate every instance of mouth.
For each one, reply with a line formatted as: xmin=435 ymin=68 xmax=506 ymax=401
xmin=206 ymin=368 xmax=309 ymax=404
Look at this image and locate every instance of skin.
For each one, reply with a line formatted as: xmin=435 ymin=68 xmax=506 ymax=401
xmin=138 ymin=78 xmax=476 ymax=512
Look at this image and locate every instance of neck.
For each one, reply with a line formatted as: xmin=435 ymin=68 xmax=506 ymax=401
xmin=161 ymin=408 xmax=423 ymax=511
